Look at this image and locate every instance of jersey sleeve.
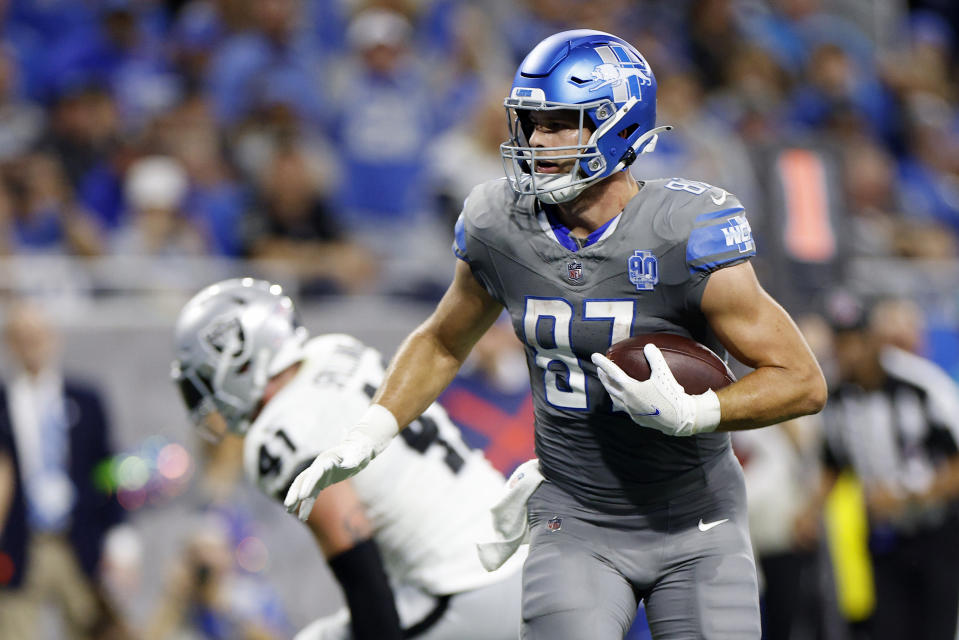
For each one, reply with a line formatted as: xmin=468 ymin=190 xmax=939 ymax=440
xmin=654 ymin=180 xmax=756 ymax=311
xmin=684 ymin=197 xmax=755 ymax=275
xmin=452 ymin=213 xmax=469 ymax=262
xmin=450 ymin=181 xmax=510 ymax=304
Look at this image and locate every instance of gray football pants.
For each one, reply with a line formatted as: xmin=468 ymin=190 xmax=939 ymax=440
xmin=521 ymin=450 xmax=760 ymax=639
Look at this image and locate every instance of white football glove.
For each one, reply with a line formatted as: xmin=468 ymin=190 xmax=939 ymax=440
xmin=284 ymin=404 xmax=399 ymax=522
xmin=590 ymin=343 xmax=722 ymax=437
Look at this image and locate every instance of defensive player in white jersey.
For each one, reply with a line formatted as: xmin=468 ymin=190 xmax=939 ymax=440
xmin=285 ymin=29 xmax=828 ymax=639
xmin=171 ymin=278 xmax=524 ymax=640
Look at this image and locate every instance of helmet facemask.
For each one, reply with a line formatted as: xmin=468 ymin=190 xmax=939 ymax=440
xmin=501 ymin=92 xmax=670 ymax=204
xmin=172 ymin=361 xmax=224 ymax=442
xmin=502 ymin=97 xmax=603 ymax=204
xmin=172 ymin=321 xmax=271 ymax=440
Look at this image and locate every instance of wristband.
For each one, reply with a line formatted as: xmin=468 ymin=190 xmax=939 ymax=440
xmin=693 ymin=390 xmax=721 ymax=433
xmin=352 ymin=404 xmax=400 ymax=456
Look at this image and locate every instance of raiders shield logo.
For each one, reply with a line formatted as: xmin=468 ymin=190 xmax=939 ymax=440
xmin=201 ymin=315 xmax=248 ymax=361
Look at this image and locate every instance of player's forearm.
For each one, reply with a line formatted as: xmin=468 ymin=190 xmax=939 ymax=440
xmin=372 ymin=261 xmax=502 ymax=430
xmin=372 ymin=326 xmax=466 ymax=430
xmin=700 ymin=264 xmax=827 ymax=431
xmin=328 ymin=539 xmax=403 ymax=640
xmin=715 ymin=363 xmax=826 ymax=431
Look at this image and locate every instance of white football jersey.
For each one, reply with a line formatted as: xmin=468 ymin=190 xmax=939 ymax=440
xmin=244 ymin=334 xmax=526 ymax=594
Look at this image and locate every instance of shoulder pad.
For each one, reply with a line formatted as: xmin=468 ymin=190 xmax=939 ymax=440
xmin=642 ymin=178 xmax=755 ymax=273
xmin=460 ymin=178 xmax=533 ymax=231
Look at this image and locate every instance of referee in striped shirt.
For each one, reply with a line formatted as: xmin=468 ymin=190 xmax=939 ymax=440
xmin=821 ymin=296 xmax=959 ymax=639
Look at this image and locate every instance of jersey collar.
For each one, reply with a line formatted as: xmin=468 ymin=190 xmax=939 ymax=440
xmin=535 ymin=205 xmax=623 ymax=252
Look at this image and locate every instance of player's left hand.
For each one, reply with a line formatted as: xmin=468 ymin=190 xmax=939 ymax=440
xmin=591 ymin=344 xmax=721 ymax=437
xmin=284 ymin=435 xmax=377 ymax=521
xmin=284 ymin=404 xmax=399 ymax=521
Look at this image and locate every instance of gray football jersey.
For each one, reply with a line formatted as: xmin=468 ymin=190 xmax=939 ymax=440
xmin=454 ymin=177 xmax=756 ymax=509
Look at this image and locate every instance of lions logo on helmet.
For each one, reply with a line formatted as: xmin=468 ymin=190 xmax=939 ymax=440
xmin=585 ymin=54 xmax=652 ymax=101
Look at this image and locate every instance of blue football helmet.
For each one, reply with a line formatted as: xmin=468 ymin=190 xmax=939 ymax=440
xmin=501 ymin=30 xmax=671 ymax=204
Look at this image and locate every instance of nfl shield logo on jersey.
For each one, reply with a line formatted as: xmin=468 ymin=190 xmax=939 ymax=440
xmin=627 ymin=250 xmax=658 ymax=291
xmin=567 ymin=261 xmax=584 ymax=281
xmin=547 ymin=516 xmax=562 ymax=532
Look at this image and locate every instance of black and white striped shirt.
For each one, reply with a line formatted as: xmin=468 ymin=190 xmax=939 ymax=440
xmin=822 ymin=346 xmax=959 ymax=527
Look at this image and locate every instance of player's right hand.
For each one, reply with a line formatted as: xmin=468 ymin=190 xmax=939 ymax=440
xmin=284 ymin=434 xmax=377 ymax=521
xmin=591 ymin=345 xmax=721 ymax=437
xmin=284 ymin=404 xmax=400 ymax=521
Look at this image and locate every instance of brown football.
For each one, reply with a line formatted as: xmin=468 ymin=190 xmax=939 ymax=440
xmin=605 ymin=333 xmax=736 ymax=395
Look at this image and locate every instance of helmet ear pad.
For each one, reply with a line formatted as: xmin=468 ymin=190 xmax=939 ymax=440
xmin=578 ymin=106 xmax=645 ymax=179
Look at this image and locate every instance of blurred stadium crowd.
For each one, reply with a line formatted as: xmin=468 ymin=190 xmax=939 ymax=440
xmin=0 ymin=0 xmax=954 ymax=302
xmin=0 ymin=0 xmax=959 ymax=638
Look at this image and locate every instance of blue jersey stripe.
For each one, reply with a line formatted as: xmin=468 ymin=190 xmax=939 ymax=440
xmin=452 ymin=214 xmax=469 ymax=261
xmin=543 ymin=207 xmax=619 ymax=252
xmin=687 ymin=211 xmax=756 ymax=273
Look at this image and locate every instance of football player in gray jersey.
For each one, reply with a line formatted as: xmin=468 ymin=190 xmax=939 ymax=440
xmin=286 ymin=29 xmax=827 ymax=639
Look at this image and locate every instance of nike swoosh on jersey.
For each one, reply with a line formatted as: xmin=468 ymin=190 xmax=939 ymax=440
xmin=710 ymin=190 xmax=728 ymax=205
xmin=698 ymin=518 xmax=729 ymax=532
xmin=636 ymin=409 xmax=661 ymax=417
